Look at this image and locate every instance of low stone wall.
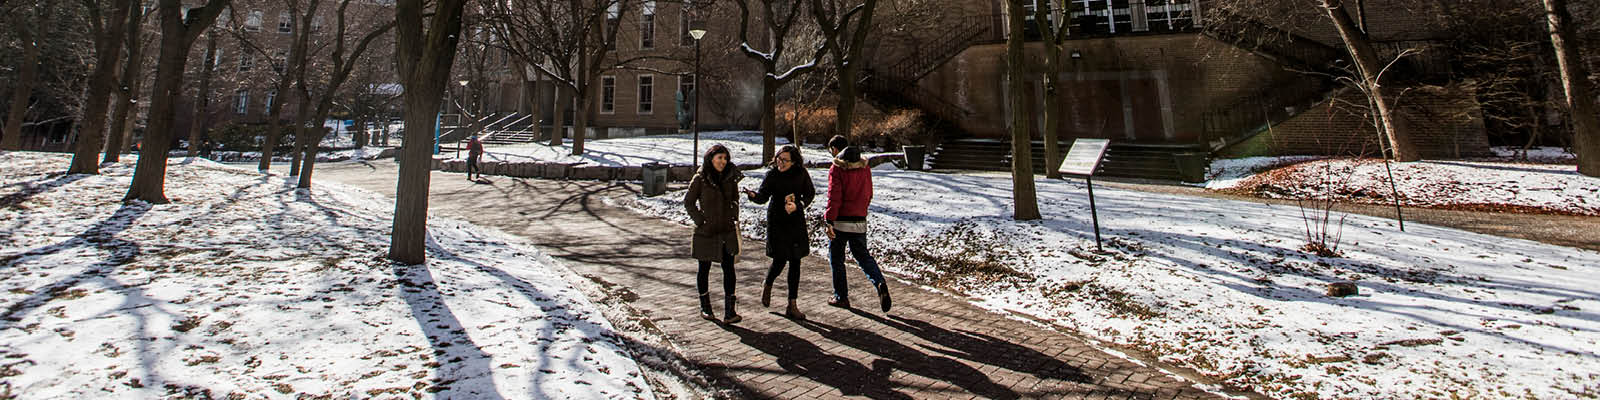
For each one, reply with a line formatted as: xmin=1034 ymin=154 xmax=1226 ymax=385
xmin=433 ymin=159 xmax=705 ymax=181
xmin=433 ymin=153 xmax=908 ymax=182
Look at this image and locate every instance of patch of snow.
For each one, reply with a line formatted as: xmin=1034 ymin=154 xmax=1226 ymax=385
xmin=0 ymin=151 xmax=655 ymax=399
xmin=619 ymin=166 xmax=1600 ymax=399
xmin=1208 ymin=157 xmax=1600 ymax=216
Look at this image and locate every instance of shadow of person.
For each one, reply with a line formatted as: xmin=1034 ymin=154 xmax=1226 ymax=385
xmin=721 ymin=324 xmax=911 ymax=400
xmin=851 ymin=310 xmax=1094 ymax=385
xmin=792 ymin=318 xmax=1021 ymax=399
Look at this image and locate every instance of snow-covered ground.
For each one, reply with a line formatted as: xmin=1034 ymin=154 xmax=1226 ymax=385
xmin=621 ymin=165 xmax=1600 ymax=399
xmin=1207 ymin=148 xmax=1599 ymax=216
xmin=0 ymin=152 xmax=653 ymax=399
xmin=442 ymin=131 xmax=882 ymax=168
xmin=203 ymin=146 xmax=394 ymax=163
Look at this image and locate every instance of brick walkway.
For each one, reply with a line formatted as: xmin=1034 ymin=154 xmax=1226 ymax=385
xmin=316 ymin=162 xmax=1219 ymax=399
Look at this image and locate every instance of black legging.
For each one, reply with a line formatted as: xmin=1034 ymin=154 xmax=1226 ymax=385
xmin=697 ymin=252 xmax=736 ymax=297
xmin=765 ymin=257 xmax=801 ymax=300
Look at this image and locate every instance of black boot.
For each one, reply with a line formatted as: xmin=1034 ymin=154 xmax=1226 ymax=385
xmin=698 ymin=293 xmax=716 ymax=321
xmin=761 ymin=280 xmax=773 ymax=308
xmin=724 ymin=295 xmax=742 ymax=324
xmin=877 ymin=282 xmax=892 ymax=313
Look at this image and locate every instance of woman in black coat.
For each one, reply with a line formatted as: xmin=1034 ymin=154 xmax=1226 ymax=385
xmin=742 ymin=145 xmax=815 ymax=319
xmin=685 ymin=144 xmax=745 ymax=323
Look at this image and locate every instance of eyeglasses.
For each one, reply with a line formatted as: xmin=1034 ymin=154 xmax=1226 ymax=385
xmin=776 ymin=156 xmax=793 ymax=163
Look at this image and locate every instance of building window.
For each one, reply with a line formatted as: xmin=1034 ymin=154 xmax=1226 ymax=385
xmin=205 ymin=48 xmax=224 ymax=70
xmin=1145 ymin=0 xmax=1194 ymax=32
xmin=278 ymin=12 xmax=292 ymax=33
xmin=606 ymin=4 xmax=620 ymax=50
xmin=238 ymin=53 xmax=253 ymax=72
xmin=678 ymin=74 xmax=694 ymax=108
xmin=637 ymin=75 xmax=653 ymax=114
xmin=266 ymin=90 xmax=276 ymax=110
xmin=272 ymin=50 xmax=287 ymax=74
xmin=246 ymin=10 xmax=262 ymax=31
xmin=601 ymin=76 xmax=616 ymax=114
xmin=235 ymin=90 xmax=250 ymax=114
xmin=641 ymin=1 xmax=656 ymax=49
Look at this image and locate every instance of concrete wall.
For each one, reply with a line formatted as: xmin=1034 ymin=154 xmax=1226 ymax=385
xmin=1219 ymin=86 xmax=1491 ymax=158
xmin=920 ymin=33 xmax=1305 ymax=143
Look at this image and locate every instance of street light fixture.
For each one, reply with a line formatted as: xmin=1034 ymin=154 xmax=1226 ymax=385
xmin=689 ymin=21 xmax=706 ymax=171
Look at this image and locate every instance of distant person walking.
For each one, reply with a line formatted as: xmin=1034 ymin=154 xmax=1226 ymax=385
xmin=685 ymin=144 xmax=745 ymax=323
xmin=466 ymin=135 xmax=484 ymax=181
xmin=824 ymin=135 xmax=890 ymax=312
xmin=743 ymin=145 xmax=815 ymax=320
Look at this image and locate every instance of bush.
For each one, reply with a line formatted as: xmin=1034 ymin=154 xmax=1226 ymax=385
xmin=777 ymin=104 xmax=928 ymax=150
xmin=213 ymin=124 xmax=296 ymax=153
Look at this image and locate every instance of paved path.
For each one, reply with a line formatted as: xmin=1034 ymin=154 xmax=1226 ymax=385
xmin=315 ymin=160 xmax=1218 ymax=400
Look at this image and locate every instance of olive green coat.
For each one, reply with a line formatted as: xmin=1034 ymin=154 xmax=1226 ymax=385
xmin=684 ymin=168 xmax=745 ymax=261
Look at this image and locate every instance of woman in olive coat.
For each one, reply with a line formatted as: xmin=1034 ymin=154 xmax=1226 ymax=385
xmin=743 ymin=145 xmax=815 ymax=319
xmin=684 ymin=144 xmax=745 ymax=323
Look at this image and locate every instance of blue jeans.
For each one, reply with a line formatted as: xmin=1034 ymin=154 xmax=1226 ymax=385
xmin=829 ymin=231 xmax=884 ymax=301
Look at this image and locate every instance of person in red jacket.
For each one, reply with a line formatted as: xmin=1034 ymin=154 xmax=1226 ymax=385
xmin=824 ymin=135 xmax=890 ymax=312
xmin=466 ymin=135 xmax=484 ymax=181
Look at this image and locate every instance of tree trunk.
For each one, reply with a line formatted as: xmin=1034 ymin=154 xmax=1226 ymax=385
xmin=762 ymin=79 xmax=778 ymax=164
xmin=389 ymin=0 xmax=468 ymax=265
xmin=105 ymin=5 xmax=147 ymax=163
xmin=298 ymin=105 xmax=331 ymax=189
xmin=288 ymin=90 xmax=313 ymax=176
xmin=187 ymin=33 xmax=218 ymax=158
xmin=836 ymin=66 xmax=859 ymax=138
xmin=571 ymin=82 xmax=590 ymax=156
xmin=1544 ymin=0 xmax=1600 ymax=176
xmin=1006 ymin=0 xmax=1041 ymax=221
xmin=1321 ymin=0 xmax=1419 ymax=162
xmin=127 ymin=0 xmax=229 ymax=203
xmin=549 ymin=85 xmax=568 ymax=146
xmin=70 ymin=0 xmax=131 ymax=174
xmin=2 ymin=24 xmax=39 ymax=151
xmin=1042 ymin=43 xmax=1063 ymax=179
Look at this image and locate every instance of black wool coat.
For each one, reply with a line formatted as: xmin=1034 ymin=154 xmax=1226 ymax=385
xmin=750 ymin=166 xmax=816 ymax=260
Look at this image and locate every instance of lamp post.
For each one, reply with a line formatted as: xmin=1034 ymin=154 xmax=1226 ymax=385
xmin=457 ymin=79 xmax=469 ymax=158
xmin=689 ymin=23 xmax=706 ymax=171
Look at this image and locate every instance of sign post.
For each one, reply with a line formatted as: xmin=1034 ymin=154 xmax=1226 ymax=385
xmin=1056 ymin=139 xmax=1112 ymax=252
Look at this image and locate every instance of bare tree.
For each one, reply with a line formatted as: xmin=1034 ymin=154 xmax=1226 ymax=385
xmin=1003 ymin=0 xmax=1039 ymax=220
xmin=480 ymin=0 xmax=631 ymax=156
xmin=233 ymin=0 xmax=317 ymax=173
xmin=1 ymin=3 xmax=43 ymax=151
xmin=1033 ymin=0 xmax=1070 ymax=179
xmin=287 ymin=0 xmax=327 ymax=177
xmin=1318 ymin=0 xmax=1419 ymax=161
xmin=809 ymin=0 xmax=879 ymax=136
xmin=293 ymin=0 xmax=396 ymax=188
xmin=103 ymin=2 xmax=150 ymax=163
xmin=389 ymin=0 xmax=469 ymax=264
xmin=1543 ymin=0 xmax=1599 ymax=176
xmin=67 ymin=0 xmax=133 ymax=174
xmin=124 ymin=0 xmax=231 ymax=203
xmin=186 ymin=31 xmax=220 ymax=158
xmin=736 ymin=0 xmax=825 ymax=162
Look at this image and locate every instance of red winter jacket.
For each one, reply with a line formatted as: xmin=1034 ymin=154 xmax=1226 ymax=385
xmin=824 ymin=157 xmax=872 ymax=223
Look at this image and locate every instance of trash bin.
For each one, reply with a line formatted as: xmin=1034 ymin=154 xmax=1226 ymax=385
xmin=642 ymin=162 xmax=669 ymax=196
xmin=902 ymin=145 xmax=926 ymax=171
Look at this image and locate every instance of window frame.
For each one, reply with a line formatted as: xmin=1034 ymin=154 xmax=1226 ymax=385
xmin=637 ymin=74 xmax=654 ymax=115
xmin=601 ymin=76 xmax=617 ymax=114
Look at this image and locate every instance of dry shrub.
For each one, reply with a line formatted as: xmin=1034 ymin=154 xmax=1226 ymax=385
xmin=777 ymin=104 xmax=928 ymax=149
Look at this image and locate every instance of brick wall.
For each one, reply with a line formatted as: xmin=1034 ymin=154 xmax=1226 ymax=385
xmin=1218 ymin=86 xmax=1491 ymax=158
